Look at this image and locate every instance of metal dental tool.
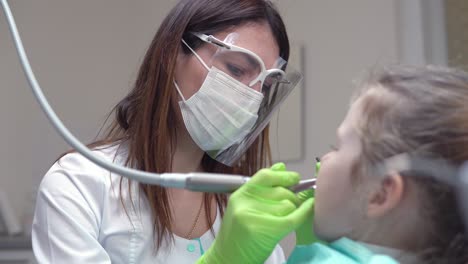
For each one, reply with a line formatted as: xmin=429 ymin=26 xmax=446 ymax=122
xmin=290 ymin=178 xmax=317 ymax=193
xmin=289 ymin=158 xmax=320 ymax=193
xmin=0 ymin=0 xmax=312 ymax=194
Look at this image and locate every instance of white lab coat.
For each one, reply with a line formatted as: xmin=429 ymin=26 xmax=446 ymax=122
xmin=32 ymin=145 xmax=285 ymax=263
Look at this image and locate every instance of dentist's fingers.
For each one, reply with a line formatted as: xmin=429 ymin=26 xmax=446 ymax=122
xmin=271 ymin=162 xmax=286 ymax=171
xmin=249 ymin=169 xmax=300 ymax=188
xmin=243 ymin=184 xmax=300 ymax=206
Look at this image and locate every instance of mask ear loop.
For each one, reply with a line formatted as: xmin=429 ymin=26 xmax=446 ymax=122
xmin=181 ymin=39 xmax=210 ymax=71
xmin=174 ymin=39 xmax=213 ymax=102
xmin=173 ymin=81 xmax=186 ymax=102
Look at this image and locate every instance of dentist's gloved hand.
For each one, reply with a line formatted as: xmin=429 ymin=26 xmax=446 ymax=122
xmin=270 ymin=163 xmax=318 ymax=245
xmin=197 ymin=164 xmax=314 ymax=264
xmin=295 ymin=189 xmax=317 ymax=245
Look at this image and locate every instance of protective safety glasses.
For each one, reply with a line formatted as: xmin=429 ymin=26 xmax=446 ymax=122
xmin=189 ymin=32 xmax=290 ymax=91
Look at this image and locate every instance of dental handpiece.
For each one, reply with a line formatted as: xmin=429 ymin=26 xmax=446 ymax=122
xmin=178 ymin=173 xmax=317 ymax=193
xmin=181 ymin=160 xmax=320 ymax=193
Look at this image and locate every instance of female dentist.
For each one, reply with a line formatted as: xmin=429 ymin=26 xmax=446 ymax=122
xmin=32 ymin=0 xmax=302 ymax=263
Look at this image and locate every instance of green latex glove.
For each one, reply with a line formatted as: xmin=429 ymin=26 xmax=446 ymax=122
xmin=295 ymin=189 xmax=317 ymax=245
xmin=271 ymin=162 xmax=318 ymax=245
xmin=197 ymin=165 xmax=314 ymax=264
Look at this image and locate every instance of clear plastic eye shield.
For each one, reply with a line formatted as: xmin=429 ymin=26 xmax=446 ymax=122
xmin=0 ymin=0 xmax=312 ymax=193
xmin=182 ymin=32 xmax=303 ymax=166
xmin=189 ymin=32 xmax=289 ymax=89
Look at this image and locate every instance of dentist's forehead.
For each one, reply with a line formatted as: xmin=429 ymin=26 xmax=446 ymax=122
xmin=214 ymin=23 xmax=280 ymax=69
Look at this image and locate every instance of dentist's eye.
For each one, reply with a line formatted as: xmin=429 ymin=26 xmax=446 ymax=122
xmin=227 ymin=64 xmax=244 ymax=77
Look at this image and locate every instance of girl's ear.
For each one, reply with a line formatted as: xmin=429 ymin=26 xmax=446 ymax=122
xmin=366 ymin=172 xmax=405 ymax=218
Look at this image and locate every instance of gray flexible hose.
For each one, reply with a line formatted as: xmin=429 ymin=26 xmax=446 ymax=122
xmin=0 ymin=0 xmax=187 ymax=187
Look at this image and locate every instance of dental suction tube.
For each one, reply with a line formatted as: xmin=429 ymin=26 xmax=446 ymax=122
xmin=0 ymin=0 xmax=251 ymax=193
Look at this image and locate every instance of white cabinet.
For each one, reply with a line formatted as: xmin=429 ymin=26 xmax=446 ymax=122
xmin=0 ymin=237 xmax=35 ymax=264
xmin=0 ymin=250 xmax=36 ymax=264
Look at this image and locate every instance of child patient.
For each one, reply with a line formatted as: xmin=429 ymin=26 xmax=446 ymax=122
xmin=198 ymin=65 xmax=468 ymax=264
xmin=289 ymin=65 xmax=468 ymax=264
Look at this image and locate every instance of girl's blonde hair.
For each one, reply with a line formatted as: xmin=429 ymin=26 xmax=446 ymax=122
xmin=352 ymin=65 xmax=468 ymax=263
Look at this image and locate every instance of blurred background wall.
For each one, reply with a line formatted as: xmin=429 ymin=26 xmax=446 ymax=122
xmin=445 ymin=0 xmax=468 ymax=71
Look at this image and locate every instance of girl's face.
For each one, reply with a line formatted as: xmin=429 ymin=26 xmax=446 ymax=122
xmin=313 ymin=98 xmax=368 ymax=241
xmin=174 ymin=22 xmax=280 ymax=99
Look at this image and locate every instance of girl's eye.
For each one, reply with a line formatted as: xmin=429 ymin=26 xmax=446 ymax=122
xmin=329 ymin=144 xmax=338 ymax=151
